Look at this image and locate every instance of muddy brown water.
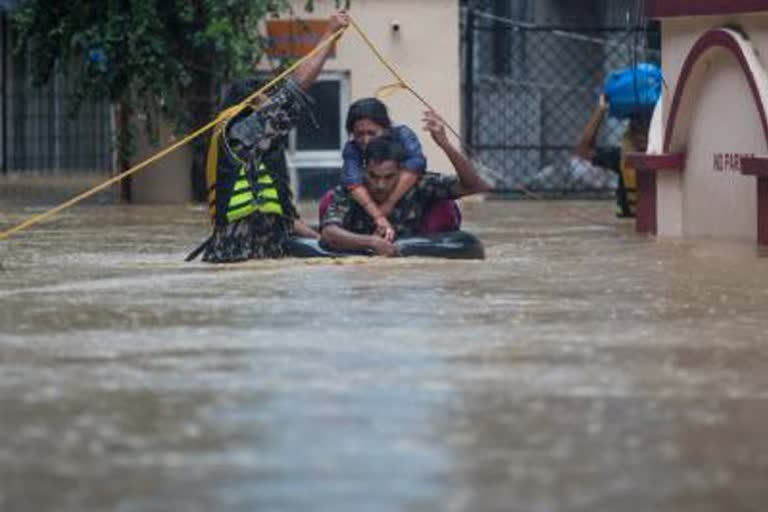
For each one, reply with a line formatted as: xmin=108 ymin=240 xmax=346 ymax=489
xmin=1 ymin=190 xmax=767 ymax=512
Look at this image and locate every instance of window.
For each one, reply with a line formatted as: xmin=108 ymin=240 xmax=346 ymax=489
xmin=287 ymin=72 xmax=349 ymax=199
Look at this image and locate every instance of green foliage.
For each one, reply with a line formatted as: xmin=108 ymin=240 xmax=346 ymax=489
xmin=12 ymin=0 xmax=350 ymax=163
xmin=12 ymin=0 xmax=352 ymax=198
xmin=14 ymin=0 xmax=285 ymax=109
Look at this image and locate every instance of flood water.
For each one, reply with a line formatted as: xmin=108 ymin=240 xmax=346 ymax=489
xmin=1 ymin=188 xmax=768 ymax=512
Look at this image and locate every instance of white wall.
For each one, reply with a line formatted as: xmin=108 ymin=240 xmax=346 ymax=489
xmin=129 ymin=0 xmax=461 ymax=202
xmin=281 ymin=0 xmax=461 ymax=174
xmin=657 ymin=14 xmax=768 ymax=241
xmin=681 ymin=51 xmax=760 ymax=239
xmin=130 ymin=117 xmax=193 ymax=204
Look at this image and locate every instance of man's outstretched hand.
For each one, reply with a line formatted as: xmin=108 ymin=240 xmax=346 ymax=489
xmin=328 ymin=10 xmax=351 ymax=34
xmin=423 ymin=111 xmax=449 ymax=147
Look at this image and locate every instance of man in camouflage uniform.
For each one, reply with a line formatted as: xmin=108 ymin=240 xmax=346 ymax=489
xmin=189 ymin=11 xmax=349 ymax=263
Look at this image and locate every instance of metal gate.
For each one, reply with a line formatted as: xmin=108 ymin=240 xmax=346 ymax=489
xmin=1 ymin=10 xmax=114 ymax=175
xmin=462 ymin=3 xmax=659 ymax=195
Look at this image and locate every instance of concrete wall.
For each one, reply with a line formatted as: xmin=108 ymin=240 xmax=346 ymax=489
xmin=127 ymin=0 xmax=460 ymax=202
xmin=657 ymin=14 xmax=768 ymax=241
xmin=679 ymin=47 xmax=760 ymax=239
xmin=280 ymin=0 xmax=461 ymax=175
xmin=129 ymin=117 xmax=193 ymax=204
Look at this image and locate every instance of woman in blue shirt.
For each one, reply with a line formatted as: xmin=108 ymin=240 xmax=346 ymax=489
xmin=338 ymin=98 xmax=427 ymax=241
xmin=319 ymin=97 xmax=461 ymax=239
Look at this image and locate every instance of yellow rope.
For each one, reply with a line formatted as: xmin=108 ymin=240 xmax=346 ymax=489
xmin=374 ymin=82 xmax=407 ymax=99
xmin=349 ymin=21 xmax=536 ymax=190
xmin=0 ymin=15 xmax=611 ymax=243
xmin=348 ymin=18 xmax=463 ymax=143
xmin=0 ymin=26 xmax=346 ymax=242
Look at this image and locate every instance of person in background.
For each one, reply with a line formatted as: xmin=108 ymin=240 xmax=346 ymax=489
xmin=574 ymin=94 xmax=650 ymax=218
xmin=338 ymin=97 xmax=427 ymax=241
xmin=319 ymin=97 xmax=462 ymax=239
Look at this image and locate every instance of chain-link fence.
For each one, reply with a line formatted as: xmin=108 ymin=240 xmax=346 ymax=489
xmin=462 ymin=4 xmax=659 ymax=196
xmin=1 ymin=10 xmax=114 ymax=176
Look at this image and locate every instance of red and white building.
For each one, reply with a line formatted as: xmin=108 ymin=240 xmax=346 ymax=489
xmin=628 ymin=1 xmax=768 ymax=249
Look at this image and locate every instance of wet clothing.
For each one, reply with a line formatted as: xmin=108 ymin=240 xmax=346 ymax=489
xmin=317 ymin=189 xmax=461 ymax=234
xmin=198 ymin=78 xmax=309 ymax=263
xmin=321 ymin=172 xmax=459 ymax=237
xmin=203 ymin=213 xmax=295 ymax=262
xmin=592 ymin=136 xmax=637 ymax=218
xmin=340 ymin=124 xmax=427 ymax=188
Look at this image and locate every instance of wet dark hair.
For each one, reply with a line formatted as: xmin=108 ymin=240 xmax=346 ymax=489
xmin=219 ymin=77 xmax=263 ymax=111
xmin=345 ymin=97 xmax=392 ymax=134
xmin=364 ymin=135 xmax=405 ymax=165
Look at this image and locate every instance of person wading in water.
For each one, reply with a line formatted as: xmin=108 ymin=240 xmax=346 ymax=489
xmin=188 ymin=10 xmax=350 ymax=263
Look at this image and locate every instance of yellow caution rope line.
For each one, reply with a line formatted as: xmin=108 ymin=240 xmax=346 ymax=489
xmin=349 ymin=18 xmax=463 ymax=143
xmin=0 ymin=26 xmax=347 ymax=242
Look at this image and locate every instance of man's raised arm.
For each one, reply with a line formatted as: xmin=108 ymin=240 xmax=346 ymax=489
xmin=292 ymin=11 xmax=350 ymax=91
xmin=422 ymin=111 xmax=491 ymax=197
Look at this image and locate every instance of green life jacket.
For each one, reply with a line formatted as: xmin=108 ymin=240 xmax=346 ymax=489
xmin=224 ymin=165 xmax=284 ymax=222
xmin=206 ymin=123 xmax=284 ymax=225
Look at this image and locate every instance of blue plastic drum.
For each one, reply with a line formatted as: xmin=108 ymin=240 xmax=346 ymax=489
xmin=603 ymin=63 xmax=662 ymax=119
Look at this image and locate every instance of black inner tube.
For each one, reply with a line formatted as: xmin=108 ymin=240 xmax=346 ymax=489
xmin=286 ymin=231 xmax=485 ymax=260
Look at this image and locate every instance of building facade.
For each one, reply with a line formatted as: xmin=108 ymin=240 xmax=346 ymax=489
xmin=628 ymin=1 xmax=768 ymax=248
xmin=266 ymin=0 xmax=462 ymax=198
xmin=110 ymin=0 xmax=463 ymax=202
